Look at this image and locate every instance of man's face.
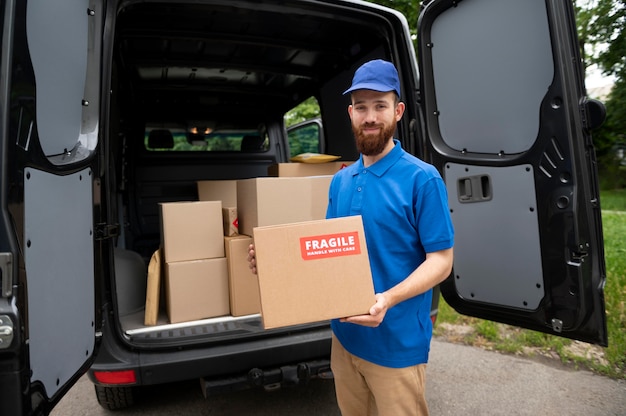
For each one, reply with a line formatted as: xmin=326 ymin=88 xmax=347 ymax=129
xmin=348 ymin=90 xmax=405 ymax=156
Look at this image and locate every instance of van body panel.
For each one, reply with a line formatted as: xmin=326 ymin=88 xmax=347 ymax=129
xmin=24 ymin=167 xmax=96 ymax=399
xmin=418 ymin=0 xmax=607 ymax=346
xmin=1 ymin=0 xmax=103 ymax=413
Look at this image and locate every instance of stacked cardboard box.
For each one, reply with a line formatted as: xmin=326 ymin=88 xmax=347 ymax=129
xmin=197 ymin=180 xmax=239 ymax=236
xmin=196 ymin=180 xmax=257 ymax=316
xmin=153 ymin=174 xmax=372 ymax=326
xmin=159 ymin=201 xmax=230 ymax=323
xmin=197 ymin=180 xmax=237 ymax=206
xmin=237 ymin=176 xmax=333 ymax=236
xmin=236 ymin=176 xmax=376 ymax=328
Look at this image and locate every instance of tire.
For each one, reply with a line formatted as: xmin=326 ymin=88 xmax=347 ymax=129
xmin=94 ymin=385 xmax=135 ymax=410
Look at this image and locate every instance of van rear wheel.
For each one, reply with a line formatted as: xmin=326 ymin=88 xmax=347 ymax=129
xmin=94 ymin=385 xmax=134 ymax=410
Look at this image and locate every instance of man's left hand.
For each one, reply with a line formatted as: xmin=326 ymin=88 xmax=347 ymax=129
xmin=340 ymin=293 xmax=389 ymax=327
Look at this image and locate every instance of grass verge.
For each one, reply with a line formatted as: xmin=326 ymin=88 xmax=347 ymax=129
xmin=434 ymin=190 xmax=626 ymax=380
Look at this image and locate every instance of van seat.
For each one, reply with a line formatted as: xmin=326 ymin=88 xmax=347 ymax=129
xmin=148 ymin=129 xmax=174 ymax=149
xmin=240 ymin=135 xmax=264 ymax=152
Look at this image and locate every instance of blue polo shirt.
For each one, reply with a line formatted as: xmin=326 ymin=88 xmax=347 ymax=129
xmin=327 ymin=139 xmax=454 ymax=368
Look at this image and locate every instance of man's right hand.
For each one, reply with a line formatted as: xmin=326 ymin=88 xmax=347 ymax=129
xmin=247 ymin=244 xmax=257 ymax=274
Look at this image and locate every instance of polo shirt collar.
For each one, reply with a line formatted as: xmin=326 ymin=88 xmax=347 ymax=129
xmin=357 ymin=139 xmax=403 ymax=177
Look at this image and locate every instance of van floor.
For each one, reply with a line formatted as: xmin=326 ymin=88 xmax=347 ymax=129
xmin=119 ymin=310 xmax=263 ymax=339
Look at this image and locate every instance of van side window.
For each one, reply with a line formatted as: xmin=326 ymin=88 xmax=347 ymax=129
xmin=144 ymin=127 xmax=269 ymax=152
xmin=285 ymin=97 xmax=321 ymax=157
xmin=287 ymin=122 xmax=322 ymax=157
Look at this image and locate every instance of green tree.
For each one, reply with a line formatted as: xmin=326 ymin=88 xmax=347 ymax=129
xmin=576 ymin=0 xmax=626 ymax=188
xmin=368 ymin=0 xmax=420 ymax=39
xmin=284 ymin=96 xmax=321 ymax=127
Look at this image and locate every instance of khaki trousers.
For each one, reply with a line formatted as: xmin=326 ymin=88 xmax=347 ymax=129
xmin=331 ymin=335 xmax=429 ymax=416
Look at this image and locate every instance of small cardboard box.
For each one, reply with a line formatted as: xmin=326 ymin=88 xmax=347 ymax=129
xmin=253 ymin=216 xmax=375 ymax=329
xmin=224 ymin=235 xmax=261 ymax=316
xmin=268 ymin=161 xmax=352 ymax=177
xmin=197 ymin=180 xmax=238 ymax=207
xmin=222 ymin=207 xmax=238 ymax=237
xmin=237 ymin=176 xmax=332 ymax=236
xmin=159 ymin=201 xmax=225 ymax=263
xmin=165 ymin=257 xmax=230 ymax=323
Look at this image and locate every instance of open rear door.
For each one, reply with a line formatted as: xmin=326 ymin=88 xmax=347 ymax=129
xmin=417 ymin=0 xmax=607 ymax=346
xmin=0 ymin=0 xmax=104 ymax=414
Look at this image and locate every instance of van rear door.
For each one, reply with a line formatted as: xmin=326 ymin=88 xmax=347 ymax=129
xmin=417 ymin=0 xmax=607 ymax=346
xmin=0 ymin=1 xmax=104 ymax=414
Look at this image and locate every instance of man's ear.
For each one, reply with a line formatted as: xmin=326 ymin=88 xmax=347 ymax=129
xmin=395 ymin=101 xmax=405 ymax=121
xmin=348 ymin=104 xmax=353 ymax=118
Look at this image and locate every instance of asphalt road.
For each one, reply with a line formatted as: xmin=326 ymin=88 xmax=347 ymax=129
xmin=51 ymin=338 xmax=626 ymax=416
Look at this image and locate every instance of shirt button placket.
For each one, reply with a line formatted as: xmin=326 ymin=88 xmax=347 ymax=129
xmin=350 ymin=170 xmax=366 ymax=215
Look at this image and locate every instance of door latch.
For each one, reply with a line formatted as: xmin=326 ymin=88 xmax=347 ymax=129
xmin=0 ymin=315 xmax=14 ymax=349
xmin=94 ymin=223 xmax=120 ymax=241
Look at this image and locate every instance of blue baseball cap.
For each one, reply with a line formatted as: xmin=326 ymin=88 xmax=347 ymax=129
xmin=343 ymin=59 xmax=401 ymax=98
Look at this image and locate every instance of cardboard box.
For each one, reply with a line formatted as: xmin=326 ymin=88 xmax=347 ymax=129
xmin=268 ymin=161 xmax=352 ymax=177
xmin=253 ymin=216 xmax=375 ymax=329
xmin=165 ymin=257 xmax=230 ymax=323
xmin=222 ymin=207 xmax=238 ymax=237
xmin=197 ymin=180 xmax=238 ymax=207
xmin=159 ymin=201 xmax=225 ymax=263
xmin=237 ymin=176 xmax=332 ymax=236
xmin=224 ymin=235 xmax=261 ymax=316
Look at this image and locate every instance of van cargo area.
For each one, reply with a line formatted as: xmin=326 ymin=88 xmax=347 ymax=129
xmin=107 ymin=0 xmax=410 ymax=336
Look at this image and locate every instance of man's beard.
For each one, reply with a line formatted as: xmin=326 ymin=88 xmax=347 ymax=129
xmin=353 ymin=121 xmax=396 ymax=156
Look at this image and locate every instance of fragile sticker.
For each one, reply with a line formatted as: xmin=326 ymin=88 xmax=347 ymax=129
xmin=300 ymin=231 xmax=361 ymax=260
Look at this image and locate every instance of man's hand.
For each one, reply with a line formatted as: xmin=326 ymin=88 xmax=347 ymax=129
xmin=340 ymin=292 xmax=389 ymax=327
xmin=247 ymin=244 xmax=257 ymax=275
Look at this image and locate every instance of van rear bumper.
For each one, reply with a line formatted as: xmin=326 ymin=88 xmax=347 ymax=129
xmin=88 ymin=320 xmax=332 ymax=389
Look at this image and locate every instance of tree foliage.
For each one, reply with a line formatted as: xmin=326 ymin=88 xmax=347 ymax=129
xmin=577 ymin=0 xmax=626 ymax=77
xmin=368 ymin=0 xmax=420 ymax=33
xmin=576 ymin=0 xmax=626 ymax=187
xmin=284 ymin=96 xmax=321 ymax=127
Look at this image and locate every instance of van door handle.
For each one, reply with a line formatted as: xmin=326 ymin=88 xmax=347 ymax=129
xmin=457 ymin=175 xmax=492 ymax=203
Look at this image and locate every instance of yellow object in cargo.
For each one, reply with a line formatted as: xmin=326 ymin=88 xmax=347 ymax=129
xmin=290 ymin=153 xmax=341 ymax=163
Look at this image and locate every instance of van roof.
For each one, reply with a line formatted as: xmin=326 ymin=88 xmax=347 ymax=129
xmin=115 ymin=1 xmax=396 ymax=129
